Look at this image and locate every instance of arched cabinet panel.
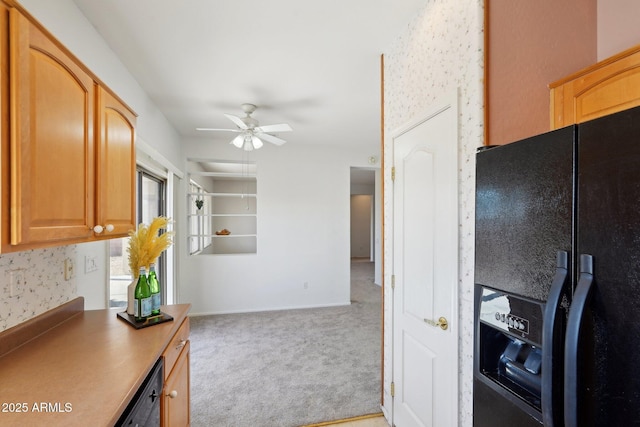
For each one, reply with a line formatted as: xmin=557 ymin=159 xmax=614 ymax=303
xmin=550 ymin=44 xmax=640 ymax=129
xmin=1 ymin=4 xmax=136 ymax=251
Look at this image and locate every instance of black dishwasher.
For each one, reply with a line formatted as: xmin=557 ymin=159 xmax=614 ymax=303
xmin=116 ymin=358 xmax=163 ymax=427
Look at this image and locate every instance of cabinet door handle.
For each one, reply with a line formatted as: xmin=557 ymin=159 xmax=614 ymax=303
xmin=167 ymin=390 xmax=178 ymax=399
xmin=93 ymin=224 xmax=114 ymax=234
xmin=176 ymin=339 xmax=187 ymax=349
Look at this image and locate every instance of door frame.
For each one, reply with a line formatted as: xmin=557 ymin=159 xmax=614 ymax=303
xmin=387 ymin=89 xmax=460 ymax=425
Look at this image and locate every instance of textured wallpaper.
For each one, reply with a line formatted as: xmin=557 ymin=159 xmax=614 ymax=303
xmin=0 ymin=246 xmax=77 ymax=331
xmin=382 ymin=1 xmax=483 ymax=425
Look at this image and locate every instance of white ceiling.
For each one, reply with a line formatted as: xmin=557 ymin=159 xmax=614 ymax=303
xmin=72 ymin=0 xmax=425 ymax=152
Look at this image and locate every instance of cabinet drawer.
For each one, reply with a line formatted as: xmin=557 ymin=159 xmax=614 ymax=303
xmin=163 ymin=317 xmax=190 ymax=380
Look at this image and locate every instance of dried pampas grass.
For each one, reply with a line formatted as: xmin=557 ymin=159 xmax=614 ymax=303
xmin=128 ymin=217 xmax=174 ymax=278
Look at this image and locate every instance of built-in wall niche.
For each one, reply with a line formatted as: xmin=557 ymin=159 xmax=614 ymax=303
xmin=187 ymin=159 xmax=257 ymax=255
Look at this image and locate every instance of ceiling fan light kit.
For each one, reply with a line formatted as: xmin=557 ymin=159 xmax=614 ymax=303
xmin=197 ymin=103 xmax=292 ymax=151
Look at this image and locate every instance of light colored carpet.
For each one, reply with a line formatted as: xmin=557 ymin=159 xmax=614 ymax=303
xmin=189 ymin=260 xmax=382 ymax=427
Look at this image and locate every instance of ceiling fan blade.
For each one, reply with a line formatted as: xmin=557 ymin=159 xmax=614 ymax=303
xmin=259 ymin=133 xmax=287 ymax=146
xmin=224 ymin=113 xmax=249 ymax=130
xmin=255 ymin=123 xmax=292 ymax=133
xmin=196 ymin=127 xmax=241 ymax=132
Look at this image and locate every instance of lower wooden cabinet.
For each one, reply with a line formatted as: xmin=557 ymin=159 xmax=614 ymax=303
xmin=163 ymin=340 xmax=190 ymax=426
xmin=162 ymin=318 xmax=191 ymax=426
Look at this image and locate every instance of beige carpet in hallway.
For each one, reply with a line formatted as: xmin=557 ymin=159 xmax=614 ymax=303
xmin=189 ymin=260 xmax=382 ymax=426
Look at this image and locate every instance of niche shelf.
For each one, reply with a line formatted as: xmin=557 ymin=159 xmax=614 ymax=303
xmin=188 ymin=159 xmax=257 ymax=255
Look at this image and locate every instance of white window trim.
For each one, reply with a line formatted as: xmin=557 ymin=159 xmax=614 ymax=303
xmin=136 ymin=137 xmax=182 ymax=304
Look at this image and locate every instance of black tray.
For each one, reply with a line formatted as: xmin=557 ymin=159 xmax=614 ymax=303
xmin=117 ymin=311 xmax=174 ymax=329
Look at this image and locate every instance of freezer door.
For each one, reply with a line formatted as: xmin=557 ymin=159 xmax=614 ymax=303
xmin=475 ymin=126 xmax=574 ymax=302
xmin=474 ymin=378 xmax=543 ymax=427
xmin=574 ymin=105 xmax=640 ymax=426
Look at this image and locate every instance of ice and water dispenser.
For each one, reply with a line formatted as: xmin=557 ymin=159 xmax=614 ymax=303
xmin=474 ymin=285 xmax=546 ymax=420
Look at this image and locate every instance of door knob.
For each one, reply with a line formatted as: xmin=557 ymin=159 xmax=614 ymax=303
xmin=424 ymin=316 xmax=448 ymax=330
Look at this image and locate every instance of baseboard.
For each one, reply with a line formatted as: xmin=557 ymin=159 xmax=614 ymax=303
xmin=380 ymin=404 xmax=391 ymax=423
xmin=188 ymin=301 xmax=351 ymax=317
xmin=300 ymin=412 xmax=385 ymax=426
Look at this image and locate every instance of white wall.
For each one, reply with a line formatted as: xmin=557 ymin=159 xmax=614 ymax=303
xmin=74 ymin=241 xmax=109 ymax=309
xmin=19 ymin=0 xmax=182 ymax=164
xmin=598 ymin=0 xmax=640 ymax=60
xmin=180 ymin=139 xmax=377 ymax=315
xmin=374 ymin=172 xmax=382 ymax=285
xmin=351 ymin=171 xmax=382 ymax=284
xmin=350 ymin=195 xmax=372 ymax=258
xmin=382 ymin=1 xmax=484 ymax=425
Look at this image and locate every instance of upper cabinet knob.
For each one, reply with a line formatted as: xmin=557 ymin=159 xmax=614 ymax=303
xmin=93 ymin=224 xmax=114 ymax=234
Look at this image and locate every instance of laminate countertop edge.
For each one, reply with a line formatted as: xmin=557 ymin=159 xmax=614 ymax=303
xmin=0 ymin=301 xmax=191 ymax=426
xmin=0 ymin=297 xmax=85 ymax=358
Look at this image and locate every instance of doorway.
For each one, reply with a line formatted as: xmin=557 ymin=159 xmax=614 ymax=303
xmin=391 ymin=95 xmax=459 ymax=426
xmin=350 ymin=167 xmax=382 ymax=285
xmin=349 ymin=166 xmax=383 ymax=412
xmin=351 ymin=194 xmax=373 ymax=260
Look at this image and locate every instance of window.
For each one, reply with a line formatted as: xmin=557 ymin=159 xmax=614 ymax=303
xmin=108 ymin=169 xmax=167 ymax=308
xmin=188 ymin=180 xmax=212 ymax=254
xmin=187 ymin=158 xmax=257 ymax=255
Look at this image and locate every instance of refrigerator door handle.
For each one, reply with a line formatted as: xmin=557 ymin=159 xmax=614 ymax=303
xmin=541 ymin=251 xmax=570 ymax=427
xmin=564 ymin=254 xmax=595 ymax=427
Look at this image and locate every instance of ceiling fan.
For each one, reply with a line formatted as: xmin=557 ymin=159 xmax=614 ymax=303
xmin=197 ymin=103 xmax=292 ymax=151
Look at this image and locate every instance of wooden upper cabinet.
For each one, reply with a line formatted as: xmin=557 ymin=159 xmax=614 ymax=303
xmin=96 ymin=87 xmax=136 ymax=238
xmin=9 ymin=9 xmax=95 ymax=246
xmin=4 ymin=6 xmax=136 ymax=250
xmin=550 ymin=44 xmax=640 ymax=129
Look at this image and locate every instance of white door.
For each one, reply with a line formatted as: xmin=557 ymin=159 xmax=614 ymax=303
xmin=392 ymin=95 xmax=458 ymax=427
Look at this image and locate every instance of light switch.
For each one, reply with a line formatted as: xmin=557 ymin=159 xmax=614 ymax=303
xmin=85 ymin=255 xmax=98 ymax=273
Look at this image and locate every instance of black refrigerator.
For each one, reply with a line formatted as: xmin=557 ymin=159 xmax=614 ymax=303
xmin=473 ymin=105 xmax=640 ymax=427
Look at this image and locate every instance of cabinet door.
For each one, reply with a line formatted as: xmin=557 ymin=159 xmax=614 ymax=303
xmin=96 ymin=87 xmax=136 ymax=237
xmin=9 ymin=9 xmax=95 ymax=245
xmin=550 ymin=46 xmax=640 ymax=129
xmin=163 ymin=340 xmax=190 ymax=427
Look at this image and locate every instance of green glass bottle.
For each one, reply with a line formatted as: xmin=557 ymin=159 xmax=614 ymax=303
xmin=148 ymin=263 xmax=161 ymax=315
xmin=134 ymin=266 xmax=152 ymax=321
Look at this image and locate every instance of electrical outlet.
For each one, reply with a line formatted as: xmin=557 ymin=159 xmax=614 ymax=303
xmin=7 ymin=269 xmax=25 ymax=297
xmin=64 ymin=258 xmax=75 ymax=281
xmin=85 ymin=255 xmax=98 ymax=273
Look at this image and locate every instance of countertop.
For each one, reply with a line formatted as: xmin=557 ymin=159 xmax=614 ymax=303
xmin=0 ymin=299 xmax=191 ymax=426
